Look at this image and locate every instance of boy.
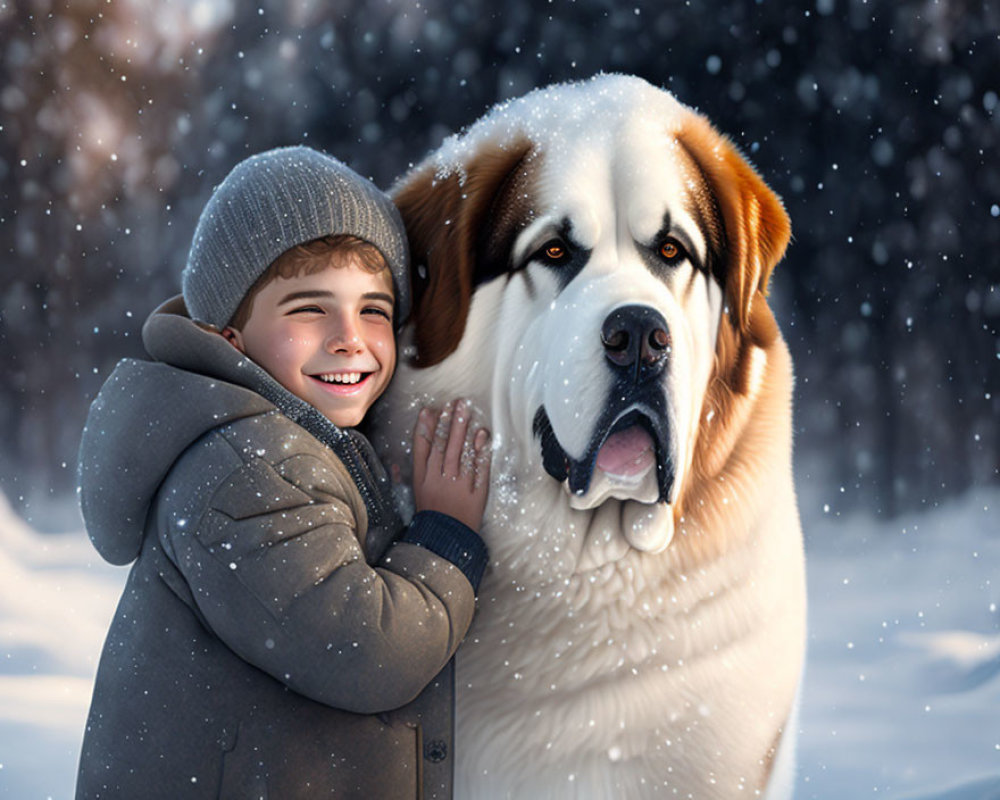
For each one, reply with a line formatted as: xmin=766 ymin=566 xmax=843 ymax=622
xmin=76 ymin=146 xmax=491 ymax=799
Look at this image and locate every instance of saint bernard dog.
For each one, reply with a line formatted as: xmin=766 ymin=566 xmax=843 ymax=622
xmin=373 ymin=74 xmax=806 ymax=799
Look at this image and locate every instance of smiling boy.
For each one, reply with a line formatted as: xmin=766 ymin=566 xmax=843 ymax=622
xmin=76 ymin=147 xmax=490 ymax=798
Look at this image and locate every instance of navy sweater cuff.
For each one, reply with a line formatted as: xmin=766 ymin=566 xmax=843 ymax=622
xmin=401 ymin=511 xmax=489 ymax=592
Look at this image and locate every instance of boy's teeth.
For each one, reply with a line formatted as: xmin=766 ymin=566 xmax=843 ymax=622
xmin=320 ymin=372 xmax=362 ymax=384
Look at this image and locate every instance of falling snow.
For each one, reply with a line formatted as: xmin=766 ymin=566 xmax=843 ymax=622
xmin=0 ymin=1 xmax=997 ymax=529
xmin=0 ymin=1 xmax=998 ymax=797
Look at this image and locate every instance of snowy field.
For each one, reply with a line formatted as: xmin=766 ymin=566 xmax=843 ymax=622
xmin=1 ymin=482 xmax=998 ymax=799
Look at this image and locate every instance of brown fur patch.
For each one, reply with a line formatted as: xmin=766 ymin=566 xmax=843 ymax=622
xmin=675 ymin=109 xmax=789 ymax=412
xmin=673 ymin=143 xmax=726 ymax=282
xmin=675 ymin=113 xmax=791 ymax=335
xmin=391 ymin=139 xmax=535 ymax=366
xmin=670 ymin=112 xmax=792 ymax=564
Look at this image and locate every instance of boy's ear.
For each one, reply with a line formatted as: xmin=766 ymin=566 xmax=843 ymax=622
xmin=219 ymin=326 xmax=246 ymax=353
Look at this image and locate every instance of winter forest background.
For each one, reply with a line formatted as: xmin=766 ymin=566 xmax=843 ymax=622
xmin=1 ymin=0 xmax=1000 ymax=797
xmin=0 ymin=0 xmax=1000 ymax=529
xmin=1 ymin=0 xmax=998 ymax=532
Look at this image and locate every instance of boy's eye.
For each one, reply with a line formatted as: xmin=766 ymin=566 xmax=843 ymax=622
xmin=288 ymin=305 xmax=324 ymax=315
xmin=362 ymin=306 xmax=392 ymax=321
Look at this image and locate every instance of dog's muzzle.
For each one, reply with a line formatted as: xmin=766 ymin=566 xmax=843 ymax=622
xmin=533 ymin=304 xmax=677 ymax=506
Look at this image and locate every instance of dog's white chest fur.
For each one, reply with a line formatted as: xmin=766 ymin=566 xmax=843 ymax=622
xmin=450 ymin=469 xmax=803 ymax=798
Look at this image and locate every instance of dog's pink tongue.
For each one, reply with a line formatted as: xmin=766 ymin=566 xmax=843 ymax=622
xmin=596 ymin=426 xmax=655 ymax=476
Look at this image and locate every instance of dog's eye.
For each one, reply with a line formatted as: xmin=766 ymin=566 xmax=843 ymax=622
xmin=535 ymin=239 xmax=571 ymax=265
xmin=658 ymin=238 xmax=688 ymax=265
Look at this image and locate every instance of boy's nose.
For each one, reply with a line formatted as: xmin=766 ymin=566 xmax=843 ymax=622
xmin=325 ymin=315 xmax=364 ymax=354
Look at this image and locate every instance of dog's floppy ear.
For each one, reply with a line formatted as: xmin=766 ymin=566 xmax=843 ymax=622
xmin=391 ymin=139 xmax=533 ymax=366
xmin=676 ymin=114 xmax=791 ymax=335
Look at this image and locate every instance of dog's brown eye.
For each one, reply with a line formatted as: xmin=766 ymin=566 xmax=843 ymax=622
xmin=544 ymin=243 xmax=565 ymax=261
xmin=534 ymin=239 xmax=570 ymax=266
xmin=659 ymin=238 xmax=686 ymax=264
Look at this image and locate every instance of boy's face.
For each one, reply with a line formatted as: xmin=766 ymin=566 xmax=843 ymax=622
xmin=223 ymin=256 xmax=396 ymax=427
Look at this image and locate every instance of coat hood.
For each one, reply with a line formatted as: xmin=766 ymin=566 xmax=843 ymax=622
xmin=78 ymin=298 xmax=274 ymax=565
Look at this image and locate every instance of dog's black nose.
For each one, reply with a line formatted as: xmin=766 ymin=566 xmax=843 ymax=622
xmin=601 ymin=305 xmax=670 ymax=377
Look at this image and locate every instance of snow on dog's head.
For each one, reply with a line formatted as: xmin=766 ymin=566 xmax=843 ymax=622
xmin=388 ymin=73 xmax=790 ymax=563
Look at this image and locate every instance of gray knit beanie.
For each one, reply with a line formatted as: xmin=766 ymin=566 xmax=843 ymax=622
xmin=182 ymin=146 xmax=410 ymax=329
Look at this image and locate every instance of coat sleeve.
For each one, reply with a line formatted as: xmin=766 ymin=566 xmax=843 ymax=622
xmin=156 ymin=419 xmax=486 ymax=714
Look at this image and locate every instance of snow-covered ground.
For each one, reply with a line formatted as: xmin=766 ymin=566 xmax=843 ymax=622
xmin=0 ymin=492 xmax=124 ymax=799
xmin=1 ymin=483 xmax=998 ymax=798
xmin=794 ymin=481 xmax=1000 ymax=800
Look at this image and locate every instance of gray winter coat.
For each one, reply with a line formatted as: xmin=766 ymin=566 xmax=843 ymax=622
xmin=76 ymin=296 xmax=487 ymax=799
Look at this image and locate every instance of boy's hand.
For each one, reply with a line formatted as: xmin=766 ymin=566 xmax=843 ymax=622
xmin=412 ymin=399 xmax=492 ymax=532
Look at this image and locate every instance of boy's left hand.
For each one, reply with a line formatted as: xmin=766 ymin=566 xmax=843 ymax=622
xmin=412 ymin=399 xmax=492 ymax=532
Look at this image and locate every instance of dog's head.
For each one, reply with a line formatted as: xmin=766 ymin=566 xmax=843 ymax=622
xmin=390 ymin=74 xmax=789 ymax=555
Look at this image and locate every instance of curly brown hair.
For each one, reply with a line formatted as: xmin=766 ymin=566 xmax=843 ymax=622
xmin=227 ymin=234 xmax=389 ymax=329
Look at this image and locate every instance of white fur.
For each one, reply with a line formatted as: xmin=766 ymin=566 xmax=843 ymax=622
xmin=375 ymin=75 xmax=805 ymax=799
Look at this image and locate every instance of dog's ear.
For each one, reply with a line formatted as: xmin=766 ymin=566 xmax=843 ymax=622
xmin=391 ymin=139 xmax=534 ymax=366
xmin=678 ymin=114 xmax=792 ymax=489
xmin=676 ymin=114 xmax=791 ymax=336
